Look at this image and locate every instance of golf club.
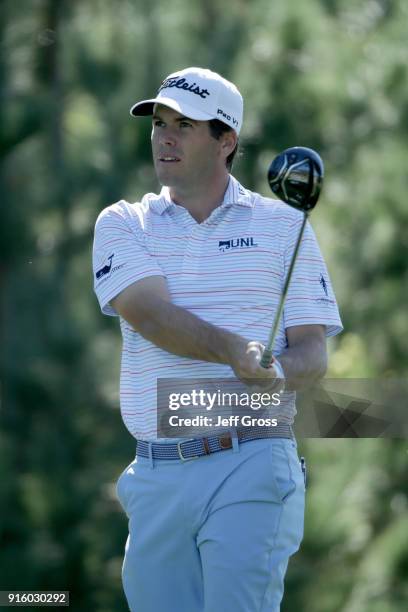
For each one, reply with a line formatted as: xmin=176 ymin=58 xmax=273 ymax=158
xmin=260 ymin=146 xmax=324 ymax=369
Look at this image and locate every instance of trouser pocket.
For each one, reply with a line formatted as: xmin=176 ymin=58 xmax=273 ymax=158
xmin=116 ymin=460 xmax=136 ymax=514
xmin=269 ymin=441 xmax=298 ymax=503
xmin=116 ymin=468 xmax=129 ymax=512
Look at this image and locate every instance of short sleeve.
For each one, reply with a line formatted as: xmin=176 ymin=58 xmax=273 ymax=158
xmin=92 ymin=202 xmax=165 ymax=316
xmin=283 ymin=216 xmax=343 ymax=337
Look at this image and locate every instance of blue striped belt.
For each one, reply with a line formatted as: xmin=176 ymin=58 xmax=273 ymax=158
xmin=136 ymin=424 xmax=294 ymax=462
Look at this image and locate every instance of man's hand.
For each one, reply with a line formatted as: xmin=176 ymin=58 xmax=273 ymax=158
xmin=228 ymin=340 xmax=283 ymax=391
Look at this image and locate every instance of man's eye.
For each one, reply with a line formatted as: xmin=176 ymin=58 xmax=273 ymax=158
xmin=153 ymin=120 xmax=165 ymax=127
xmin=180 ymin=121 xmax=192 ymax=128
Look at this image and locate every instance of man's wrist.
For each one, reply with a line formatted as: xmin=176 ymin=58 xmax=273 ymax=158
xmin=223 ymin=334 xmax=249 ymax=368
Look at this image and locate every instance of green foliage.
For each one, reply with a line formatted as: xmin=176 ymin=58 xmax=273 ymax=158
xmin=289 ymin=439 xmax=408 ymax=611
xmin=1 ymin=0 xmax=407 ymax=610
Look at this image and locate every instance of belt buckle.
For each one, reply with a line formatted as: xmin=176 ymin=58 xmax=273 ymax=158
xmin=177 ymin=439 xmax=200 ymax=462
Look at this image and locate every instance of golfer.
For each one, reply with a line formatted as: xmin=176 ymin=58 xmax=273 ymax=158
xmin=92 ymin=67 xmax=342 ymax=611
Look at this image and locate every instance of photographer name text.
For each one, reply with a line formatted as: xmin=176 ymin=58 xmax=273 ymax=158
xmin=169 ymin=415 xmax=279 ymax=427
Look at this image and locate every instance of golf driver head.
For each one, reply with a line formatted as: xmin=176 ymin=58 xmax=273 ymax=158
xmin=268 ymin=146 xmax=324 ymax=211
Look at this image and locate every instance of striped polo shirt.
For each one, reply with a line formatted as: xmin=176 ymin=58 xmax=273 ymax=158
xmin=93 ymin=175 xmax=342 ymax=441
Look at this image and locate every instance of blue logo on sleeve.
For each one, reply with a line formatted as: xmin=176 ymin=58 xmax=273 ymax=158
xmin=319 ymin=273 xmax=328 ymax=296
xmin=96 ymin=254 xmax=114 ymax=279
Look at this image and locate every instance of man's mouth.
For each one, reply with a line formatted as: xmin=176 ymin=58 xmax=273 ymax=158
xmin=158 ymin=156 xmax=181 ymax=163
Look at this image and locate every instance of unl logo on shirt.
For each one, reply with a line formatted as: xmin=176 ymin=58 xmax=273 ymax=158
xmin=219 ymin=237 xmax=258 ymax=252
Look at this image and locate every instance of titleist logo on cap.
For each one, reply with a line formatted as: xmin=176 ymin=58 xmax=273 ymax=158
xmin=158 ymin=77 xmax=210 ymax=100
xmin=130 ymin=67 xmax=243 ymax=134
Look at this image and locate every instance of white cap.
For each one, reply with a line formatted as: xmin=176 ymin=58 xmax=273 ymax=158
xmin=130 ymin=67 xmax=243 ymax=135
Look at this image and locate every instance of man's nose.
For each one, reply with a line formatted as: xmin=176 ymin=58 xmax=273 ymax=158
xmin=159 ymin=128 xmax=177 ymax=147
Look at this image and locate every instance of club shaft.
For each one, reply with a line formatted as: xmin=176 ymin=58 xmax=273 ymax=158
xmin=260 ymin=212 xmax=309 ymax=368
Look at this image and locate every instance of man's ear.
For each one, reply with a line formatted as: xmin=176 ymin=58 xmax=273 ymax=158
xmin=220 ymin=130 xmax=238 ymax=159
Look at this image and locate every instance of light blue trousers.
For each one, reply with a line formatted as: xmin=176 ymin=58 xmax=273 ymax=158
xmin=116 ymin=437 xmax=305 ymax=612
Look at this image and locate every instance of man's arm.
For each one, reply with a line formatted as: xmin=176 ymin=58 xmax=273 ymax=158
xmin=111 ymin=276 xmax=328 ymax=390
xmin=110 ymin=276 xmax=276 ymax=385
xmin=278 ymin=324 xmax=328 ymax=389
xmin=111 ymin=275 xmax=247 ymax=364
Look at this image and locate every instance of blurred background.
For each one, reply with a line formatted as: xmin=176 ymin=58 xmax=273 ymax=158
xmin=1 ymin=0 xmax=407 ymax=610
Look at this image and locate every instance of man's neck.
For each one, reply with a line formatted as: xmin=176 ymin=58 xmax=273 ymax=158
xmin=169 ymin=173 xmax=230 ymax=224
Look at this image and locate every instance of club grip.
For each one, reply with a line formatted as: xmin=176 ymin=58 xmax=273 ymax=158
xmin=260 ymin=348 xmax=273 ymax=369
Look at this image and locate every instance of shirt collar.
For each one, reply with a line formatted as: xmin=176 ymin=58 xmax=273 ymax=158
xmin=148 ymin=175 xmax=254 ymax=215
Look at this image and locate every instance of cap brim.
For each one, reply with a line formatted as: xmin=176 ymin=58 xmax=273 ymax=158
xmin=130 ymin=96 xmax=214 ymax=121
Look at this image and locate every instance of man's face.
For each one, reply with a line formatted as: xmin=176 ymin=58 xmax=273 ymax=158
xmin=151 ymin=104 xmax=231 ymax=193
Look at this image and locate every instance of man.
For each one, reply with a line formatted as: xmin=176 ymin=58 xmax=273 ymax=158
xmin=92 ymin=67 xmax=342 ymax=611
